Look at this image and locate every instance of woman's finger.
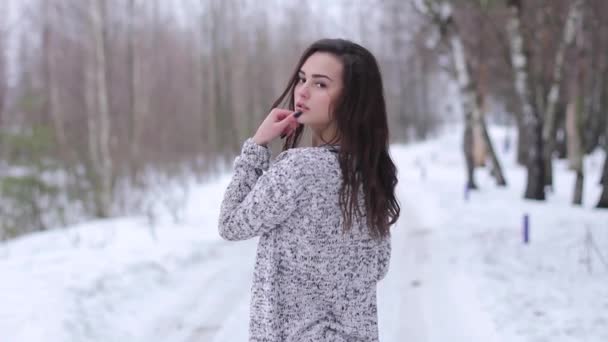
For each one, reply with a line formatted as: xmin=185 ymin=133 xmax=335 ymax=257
xmin=271 ymin=108 xmax=294 ymax=121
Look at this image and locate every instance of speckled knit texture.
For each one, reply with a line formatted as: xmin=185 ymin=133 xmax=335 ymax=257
xmin=219 ymin=137 xmax=391 ymax=342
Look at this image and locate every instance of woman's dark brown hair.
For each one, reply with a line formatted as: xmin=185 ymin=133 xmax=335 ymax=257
xmin=269 ymin=38 xmax=400 ymax=239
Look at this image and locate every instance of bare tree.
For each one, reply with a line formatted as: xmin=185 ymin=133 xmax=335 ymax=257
xmin=0 ymin=1 xmax=7 ymax=166
xmin=126 ymin=0 xmax=144 ymax=183
xmin=505 ymin=0 xmax=545 ymax=200
xmin=585 ymin=1 xmax=608 ymax=153
xmin=42 ymin=0 xmax=72 ymax=162
xmin=541 ymin=0 xmax=583 ymax=189
xmin=419 ymin=0 xmax=479 ymax=189
xmin=477 ymin=73 xmax=507 ymax=186
xmin=0 ymin=1 xmax=7 ymax=133
xmin=565 ymin=3 xmax=588 ymax=205
xmin=86 ymin=0 xmax=113 ymax=217
xmin=473 ymin=2 xmax=507 ymax=186
xmin=598 ymin=118 xmax=608 ymax=207
xmin=7 ymin=0 xmax=608 ymax=239
xmin=209 ymin=0 xmax=238 ymax=155
xmin=197 ymin=1 xmax=214 ymax=161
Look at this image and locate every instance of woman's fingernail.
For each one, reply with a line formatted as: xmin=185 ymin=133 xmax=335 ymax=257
xmin=294 ymin=111 xmax=302 ymax=118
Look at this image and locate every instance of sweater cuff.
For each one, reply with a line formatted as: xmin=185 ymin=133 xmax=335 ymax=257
xmin=240 ymin=137 xmax=271 ymax=171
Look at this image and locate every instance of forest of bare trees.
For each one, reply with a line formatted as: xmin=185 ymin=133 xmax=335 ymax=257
xmin=0 ymin=0 xmax=606 ymax=240
xmin=415 ymin=0 xmax=607 ymax=204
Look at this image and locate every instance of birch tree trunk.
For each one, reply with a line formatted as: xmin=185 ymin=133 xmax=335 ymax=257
xmin=451 ymin=34 xmax=478 ymax=190
xmin=87 ymin=0 xmax=113 ymax=218
xmin=252 ymin=9 xmax=274 ymax=129
xmin=424 ymin=0 xmax=505 ymax=190
xmin=477 ymin=43 xmax=506 ymax=186
xmin=478 ymin=92 xmax=507 ymax=186
xmin=217 ymin=0 xmax=238 ymax=154
xmin=566 ymin=98 xmax=584 ymax=205
xmin=198 ymin=1 xmax=213 ymax=160
xmin=585 ymin=18 xmax=607 ymax=154
xmin=597 ymin=20 xmax=608 ymax=208
xmin=542 ymin=0 xmax=583 ymax=189
xmin=42 ymin=0 xmax=68 ymax=158
xmin=598 ymin=165 xmax=608 ymax=208
xmin=206 ymin=0 xmax=222 ymax=155
xmin=0 ymin=4 xmax=5 ymax=163
xmin=428 ymin=4 xmax=478 ymax=190
xmin=0 ymin=2 xmax=6 ymax=134
xmin=127 ymin=0 xmax=142 ymax=184
xmin=509 ymin=99 xmax=527 ymax=165
xmin=206 ymin=0 xmax=238 ymax=155
xmin=601 ymin=67 xmax=608 ymax=192
xmin=598 ymin=126 xmax=608 ymax=207
xmin=585 ymin=79 xmax=602 ymax=153
xmin=567 ymin=9 xmax=586 ymax=206
xmin=506 ymin=0 xmax=545 ymax=200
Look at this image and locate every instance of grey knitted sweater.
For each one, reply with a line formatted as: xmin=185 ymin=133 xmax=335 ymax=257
xmin=218 ymin=137 xmax=391 ymax=342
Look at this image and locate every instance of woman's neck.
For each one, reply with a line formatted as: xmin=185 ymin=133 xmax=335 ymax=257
xmin=311 ymin=124 xmax=340 ymax=147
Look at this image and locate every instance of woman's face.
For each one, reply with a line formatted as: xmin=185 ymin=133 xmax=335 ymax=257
xmin=293 ymin=52 xmax=344 ymax=131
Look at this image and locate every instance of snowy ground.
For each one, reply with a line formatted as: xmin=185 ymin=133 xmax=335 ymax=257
xmin=1 ymin=125 xmax=606 ymax=342
xmin=385 ymin=125 xmax=608 ymax=342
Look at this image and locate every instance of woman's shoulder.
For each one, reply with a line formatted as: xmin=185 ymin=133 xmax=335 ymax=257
xmin=272 ymin=147 xmax=339 ymax=175
xmin=275 ymin=146 xmax=338 ymax=164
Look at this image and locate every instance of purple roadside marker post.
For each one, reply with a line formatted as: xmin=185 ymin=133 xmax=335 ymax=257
xmin=523 ymin=213 xmax=530 ymax=244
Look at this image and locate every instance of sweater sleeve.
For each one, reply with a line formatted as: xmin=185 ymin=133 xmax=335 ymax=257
xmin=377 ymin=235 xmax=391 ymax=281
xmin=218 ymin=137 xmax=308 ymax=241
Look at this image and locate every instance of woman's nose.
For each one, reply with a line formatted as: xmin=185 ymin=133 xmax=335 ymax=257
xmin=296 ymin=82 xmax=310 ymax=99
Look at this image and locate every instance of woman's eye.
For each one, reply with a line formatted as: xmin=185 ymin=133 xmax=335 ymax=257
xmin=297 ymin=77 xmax=325 ymax=88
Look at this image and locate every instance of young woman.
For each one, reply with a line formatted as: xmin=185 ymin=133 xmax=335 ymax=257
xmin=219 ymin=38 xmax=400 ymax=342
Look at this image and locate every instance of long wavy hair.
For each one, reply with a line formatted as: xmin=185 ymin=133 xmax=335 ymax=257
xmin=269 ymin=38 xmax=400 ymax=239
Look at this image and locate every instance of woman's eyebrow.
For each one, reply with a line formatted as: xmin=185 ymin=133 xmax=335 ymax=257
xmin=298 ymin=70 xmax=333 ymax=81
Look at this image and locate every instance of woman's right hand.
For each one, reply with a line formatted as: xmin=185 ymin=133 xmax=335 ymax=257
xmin=252 ymin=108 xmax=300 ymax=146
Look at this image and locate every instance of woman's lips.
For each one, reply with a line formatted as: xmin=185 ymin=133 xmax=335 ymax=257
xmin=296 ymin=103 xmax=309 ymax=112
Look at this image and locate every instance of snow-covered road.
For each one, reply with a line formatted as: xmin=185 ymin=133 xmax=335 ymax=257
xmin=137 ymin=241 xmax=256 ymax=342
xmin=204 ymin=201 xmax=503 ymax=341
xmin=377 ymin=204 xmax=503 ymax=342
xmin=2 ymin=126 xmax=606 ymax=341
